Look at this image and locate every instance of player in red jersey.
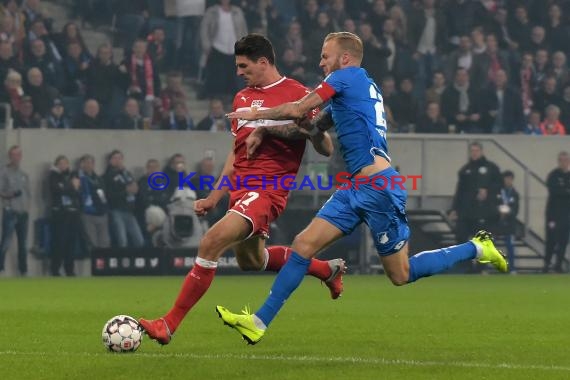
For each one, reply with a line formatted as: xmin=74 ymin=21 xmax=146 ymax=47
xmin=139 ymin=34 xmax=345 ymax=345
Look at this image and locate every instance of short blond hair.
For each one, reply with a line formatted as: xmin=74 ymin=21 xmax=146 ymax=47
xmin=324 ymin=32 xmax=363 ymax=62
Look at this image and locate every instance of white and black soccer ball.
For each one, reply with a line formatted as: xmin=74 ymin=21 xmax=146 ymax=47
xmin=101 ymin=315 xmax=143 ymax=353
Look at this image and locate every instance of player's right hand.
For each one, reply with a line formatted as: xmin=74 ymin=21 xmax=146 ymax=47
xmin=194 ymin=198 xmax=216 ymax=216
xmin=245 ymin=128 xmax=265 ymax=159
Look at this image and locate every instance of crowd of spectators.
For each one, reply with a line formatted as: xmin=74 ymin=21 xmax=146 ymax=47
xmin=3 ymin=0 xmax=570 ymax=134
xmin=1 ymin=144 xmax=229 ymax=276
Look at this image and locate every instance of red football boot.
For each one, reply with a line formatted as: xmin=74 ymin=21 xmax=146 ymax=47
xmin=139 ymin=318 xmax=172 ymax=345
xmin=324 ymin=259 xmax=346 ymax=299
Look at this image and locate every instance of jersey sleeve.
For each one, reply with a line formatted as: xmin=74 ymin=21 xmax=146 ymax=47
xmin=314 ymin=70 xmax=349 ymax=102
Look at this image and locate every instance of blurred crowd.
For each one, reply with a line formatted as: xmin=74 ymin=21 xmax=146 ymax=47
xmin=0 ymin=145 xmax=229 ymax=276
xmin=0 ymin=0 xmax=569 ymax=134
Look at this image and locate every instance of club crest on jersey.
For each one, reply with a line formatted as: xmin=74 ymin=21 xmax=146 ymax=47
xmin=377 ymin=232 xmax=389 ymax=245
xmin=251 ymin=100 xmax=264 ymax=108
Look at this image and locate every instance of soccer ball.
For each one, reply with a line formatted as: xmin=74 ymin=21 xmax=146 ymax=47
xmin=101 ymin=315 xmax=143 ymax=353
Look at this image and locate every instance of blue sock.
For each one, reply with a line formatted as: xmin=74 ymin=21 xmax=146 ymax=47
xmin=408 ymin=242 xmax=477 ymax=283
xmin=256 ymin=252 xmax=310 ymax=327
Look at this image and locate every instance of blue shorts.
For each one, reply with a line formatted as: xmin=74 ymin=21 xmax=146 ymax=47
xmin=316 ymin=167 xmax=410 ymax=256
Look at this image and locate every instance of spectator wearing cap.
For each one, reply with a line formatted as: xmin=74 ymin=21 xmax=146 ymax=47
xmin=46 ymin=98 xmax=70 ymax=129
xmin=13 ymin=95 xmax=40 ymax=128
xmin=25 ymin=66 xmax=59 ymax=117
xmin=161 ymin=101 xmax=194 ymax=130
xmin=73 ymin=99 xmax=103 ymax=129
xmin=195 ymin=98 xmax=229 ymax=132
xmin=114 ymin=97 xmax=143 ymax=130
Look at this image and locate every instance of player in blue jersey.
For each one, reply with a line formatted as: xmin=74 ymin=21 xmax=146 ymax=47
xmin=218 ymin=32 xmax=508 ymax=345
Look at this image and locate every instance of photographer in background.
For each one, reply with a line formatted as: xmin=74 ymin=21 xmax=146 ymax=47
xmin=0 ymin=145 xmax=31 ymax=276
xmin=48 ymin=155 xmax=81 ymax=277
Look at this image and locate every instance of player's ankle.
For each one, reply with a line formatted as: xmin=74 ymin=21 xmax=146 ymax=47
xmin=253 ymin=314 xmax=267 ymax=330
xmin=472 ymin=241 xmax=483 ymax=259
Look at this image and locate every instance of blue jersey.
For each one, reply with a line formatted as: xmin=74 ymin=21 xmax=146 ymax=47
xmin=315 ymin=66 xmax=390 ymax=176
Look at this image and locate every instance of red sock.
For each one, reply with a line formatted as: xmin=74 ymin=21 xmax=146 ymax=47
xmin=265 ymin=245 xmax=332 ymax=281
xmin=163 ymin=263 xmax=216 ymax=333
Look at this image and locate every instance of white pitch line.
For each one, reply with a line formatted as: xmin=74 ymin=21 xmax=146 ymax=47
xmin=0 ymin=351 xmax=569 ymax=372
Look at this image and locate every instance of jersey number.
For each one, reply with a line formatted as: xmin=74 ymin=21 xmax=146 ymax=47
xmin=235 ymin=192 xmax=259 ymax=208
xmin=369 ymin=84 xmax=387 ymax=130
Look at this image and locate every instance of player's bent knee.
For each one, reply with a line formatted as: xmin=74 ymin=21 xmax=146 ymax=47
xmin=386 ymin=266 xmax=410 ymax=286
xmin=388 ymin=273 xmax=409 ymax=286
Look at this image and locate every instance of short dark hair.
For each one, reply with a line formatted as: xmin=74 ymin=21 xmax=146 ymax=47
xmin=469 ymin=141 xmax=483 ymax=150
xmin=80 ymin=154 xmax=94 ymax=163
xmin=502 ymin=170 xmax=514 ymax=178
xmin=54 ymin=155 xmax=68 ymax=166
xmin=234 ymin=34 xmax=275 ymax=65
xmin=108 ymin=150 xmax=123 ymax=162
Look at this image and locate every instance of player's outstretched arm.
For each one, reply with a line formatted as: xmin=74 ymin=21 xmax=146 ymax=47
xmin=227 ymin=92 xmax=324 ymax=121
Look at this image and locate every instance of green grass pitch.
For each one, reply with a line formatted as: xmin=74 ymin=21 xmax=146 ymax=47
xmin=1 ymin=274 xmax=569 ymax=380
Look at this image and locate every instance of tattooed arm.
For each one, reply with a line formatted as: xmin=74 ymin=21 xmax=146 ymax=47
xmin=246 ymin=112 xmax=334 ymax=158
xmin=256 ymin=122 xmax=309 ymax=140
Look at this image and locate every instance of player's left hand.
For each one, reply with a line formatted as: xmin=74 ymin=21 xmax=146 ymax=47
xmin=245 ymin=128 xmax=264 ymax=159
xmin=226 ymin=109 xmax=259 ymax=121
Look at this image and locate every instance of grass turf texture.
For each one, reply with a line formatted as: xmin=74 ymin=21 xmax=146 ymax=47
xmin=0 ymin=275 xmax=569 ymax=380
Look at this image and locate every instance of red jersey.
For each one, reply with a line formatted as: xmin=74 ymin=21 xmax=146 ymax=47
xmin=230 ymin=77 xmax=316 ymax=194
